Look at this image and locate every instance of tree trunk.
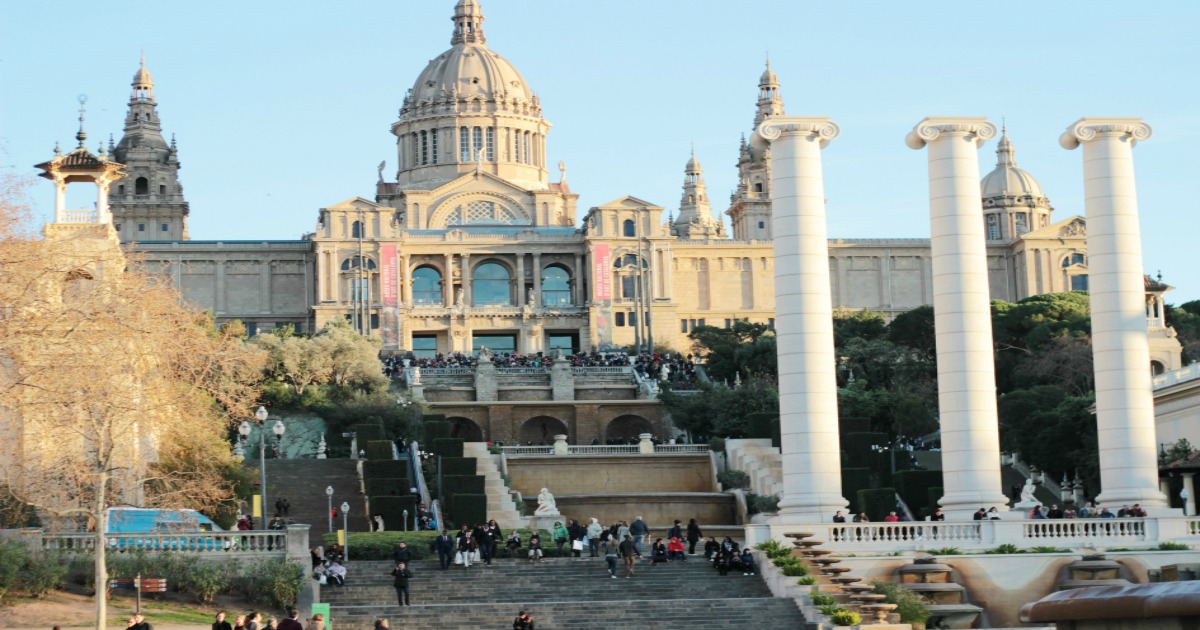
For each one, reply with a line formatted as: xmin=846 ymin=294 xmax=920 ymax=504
xmin=94 ymin=470 xmax=107 ymax=630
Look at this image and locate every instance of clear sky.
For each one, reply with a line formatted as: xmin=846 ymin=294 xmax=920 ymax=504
xmin=3 ymin=1 xmax=1198 ymax=302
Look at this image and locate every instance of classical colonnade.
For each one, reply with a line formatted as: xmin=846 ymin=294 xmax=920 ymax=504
xmin=758 ymin=115 xmax=1167 ymax=520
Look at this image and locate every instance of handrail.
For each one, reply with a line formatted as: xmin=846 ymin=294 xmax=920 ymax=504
xmin=42 ymin=530 xmax=288 ymax=555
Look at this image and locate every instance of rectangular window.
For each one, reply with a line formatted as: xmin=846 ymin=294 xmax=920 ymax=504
xmin=629 ymin=312 xmax=637 ymax=327
xmin=622 ymin=276 xmax=636 ymax=300
xmin=768 ymin=318 xmax=775 ymax=330
xmin=245 ymin=322 xmax=258 ymax=337
xmin=411 ymin=132 xmax=419 ymax=166
xmin=420 ymin=131 xmax=428 ymax=165
xmin=460 ymin=127 xmax=470 ymax=162
xmin=689 ymin=319 xmax=697 ymax=331
xmin=698 ymin=318 xmax=706 ymax=327
xmin=412 ymin=335 xmax=438 ymax=359
xmin=512 ymin=129 xmax=520 ymax=163
xmin=161 ymin=223 xmax=168 ymax=232
xmin=486 ymin=127 xmax=494 ymax=161
xmin=758 ymin=221 xmax=765 ymax=229
xmin=724 ymin=319 xmax=732 ymax=329
xmin=138 ymin=223 xmax=145 ymax=232
xmin=524 ymin=132 xmax=532 ymax=164
xmin=159 ymin=184 xmax=166 ymax=194
xmin=430 ymin=129 xmax=439 ymax=164
xmin=473 ymin=127 xmax=483 ymax=159
xmin=616 ymin=312 xmax=626 ymax=327
xmin=680 ymin=319 xmax=688 ymax=333
xmin=370 ymin=313 xmax=380 ymax=330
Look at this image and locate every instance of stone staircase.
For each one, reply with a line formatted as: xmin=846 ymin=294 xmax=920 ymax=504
xmin=463 ymin=442 xmax=523 ymax=530
xmin=725 ymin=439 xmax=782 ymax=497
xmin=1056 ymin=553 xmax=1133 ymax=590
xmin=897 ymin=557 xmax=984 ymax=628
xmin=323 ymin=557 xmax=806 ymax=629
xmin=263 ymin=459 xmax=371 ymax=533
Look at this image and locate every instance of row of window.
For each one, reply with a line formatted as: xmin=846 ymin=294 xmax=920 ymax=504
xmin=614 ymin=312 xmax=649 ymax=327
xmin=114 ymin=223 xmax=169 ymax=233
xmin=680 ymin=318 xmax=775 ymax=333
xmin=116 ymin=177 xmax=167 ymax=196
xmin=412 ymin=264 xmax=572 ymax=307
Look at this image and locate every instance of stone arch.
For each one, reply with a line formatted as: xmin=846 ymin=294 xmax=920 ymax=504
xmin=518 ymin=416 xmax=567 ymax=445
xmin=606 ymin=414 xmax=653 ymax=442
xmin=1151 ymin=360 xmax=1166 ymax=376
xmin=447 ymin=416 xmax=484 ymax=442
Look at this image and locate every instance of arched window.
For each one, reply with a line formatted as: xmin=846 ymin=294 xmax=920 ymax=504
xmin=986 ymin=214 xmax=1000 ymax=240
xmin=473 ymin=262 xmax=512 ymax=306
xmin=340 ymin=256 xmax=377 ymax=271
xmin=135 ymin=177 xmax=149 ymax=195
xmin=623 ymin=219 xmax=635 ymax=237
xmin=412 ymin=266 xmax=443 ymax=305
xmin=541 ymin=265 xmax=571 ymax=306
xmin=1062 ymin=253 xmax=1086 ymax=268
xmin=351 ymin=220 xmax=364 ymax=239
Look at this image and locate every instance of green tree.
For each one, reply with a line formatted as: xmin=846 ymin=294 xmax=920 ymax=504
xmin=659 ymin=376 xmax=778 ymax=438
xmin=1166 ymin=301 xmax=1200 ymax=364
xmin=688 ymin=321 xmax=775 ymax=382
xmin=833 ymin=308 xmax=888 ymax=344
xmin=887 ymin=305 xmax=937 ymax=362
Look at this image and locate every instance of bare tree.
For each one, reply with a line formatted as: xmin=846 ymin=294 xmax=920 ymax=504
xmin=0 ymin=177 xmax=263 ymax=628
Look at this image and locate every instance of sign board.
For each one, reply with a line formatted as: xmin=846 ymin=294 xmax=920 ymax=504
xmin=592 ymin=243 xmax=612 ymax=300
xmin=311 ymin=603 xmax=332 ymax=630
xmin=252 ymin=494 xmax=262 ymax=518
xmin=380 ymin=244 xmax=400 ymax=349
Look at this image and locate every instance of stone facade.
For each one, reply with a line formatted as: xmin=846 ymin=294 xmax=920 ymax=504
xmin=81 ymin=2 xmax=1180 ymax=371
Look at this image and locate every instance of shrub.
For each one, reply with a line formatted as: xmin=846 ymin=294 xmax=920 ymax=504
xmin=1158 ymin=541 xmax=1191 ymax=551
xmin=873 ymin=580 xmax=931 ymax=625
xmin=177 ymin=557 xmax=227 ymax=604
xmin=985 ymin=544 xmax=1024 ymax=555
xmin=0 ymin=541 xmax=28 ymax=603
xmin=927 ymin=547 xmax=962 ymax=556
xmin=450 ymin=494 xmax=487 ymax=528
xmin=364 ymin=440 xmax=394 ymax=460
xmin=443 ymin=475 xmax=486 ymax=498
xmin=780 ymin=563 xmax=809 ymax=577
xmin=797 ymin=575 xmax=818 ymax=585
xmin=364 ymin=460 xmax=410 ymax=480
xmin=423 ymin=419 xmax=451 ymax=443
xmin=856 ymin=487 xmax=897 ymax=521
xmin=718 ymin=470 xmax=750 ymax=490
xmin=252 ymin=559 xmax=306 ymax=610
xmin=22 ymin=553 xmax=67 ymax=598
xmin=708 ymin=437 xmax=726 ymax=453
xmin=749 ymin=494 xmax=780 ymax=514
xmin=370 ymin=496 xmax=418 ymax=532
xmin=811 ymin=593 xmax=836 ymax=606
xmin=744 ymin=411 xmax=780 ymax=447
xmin=365 ymin=477 xmax=410 ymax=498
xmin=830 ymin=610 xmax=861 ymax=626
xmin=1028 ymin=546 xmax=1070 ymax=553
xmin=840 ymin=467 xmax=871 ymax=513
xmin=432 ymin=438 xmax=465 ymax=458
xmin=894 ymin=470 xmax=943 ymax=517
xmin=441 ymin=457 xmax=479 ymax=476
xmin=817 ymin=603 xmax=843 ymax=616
xmin=348 ymin=423 xmax=386 ymax=444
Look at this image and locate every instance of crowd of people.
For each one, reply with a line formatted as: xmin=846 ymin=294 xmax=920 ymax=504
xmin=209 ymin=608 xmax=323 ymax=630
xmin=632 ymin=352 xmax=699 ymax=389
xmin=1022 ymin=502 xmax=1148 ymax=520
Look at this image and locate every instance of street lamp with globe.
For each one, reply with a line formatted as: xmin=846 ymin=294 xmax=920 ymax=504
xmin=341 ymin=501 xmax=351 ymax=560
xmin=251 ymin=406 xmax=285 ymax=528
xmin=326 ymin=486 xmax=335 ymax=532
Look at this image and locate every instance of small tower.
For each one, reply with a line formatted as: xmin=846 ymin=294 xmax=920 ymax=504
xmin=109 ymin=55 xmax=190 ymax=242
xmin=980 ymin=127 xmax=1053 ymax=242
xmin=451 ymin=0 xmax=486 ymax=45
xmin=727 ymin=60 xmax=782 ymax=241
xmin=672 ymin=149 xmax=725 ymax=239
xmin=1145 ymin=273 xmax=1183 ymax=374
xmin=34 ymin=96 xmax=127 ymax=228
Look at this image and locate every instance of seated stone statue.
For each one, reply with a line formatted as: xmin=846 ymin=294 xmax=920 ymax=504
xmin=1019 ymin=478 xmax=1041 ymax=506
xmin=534 ymin=487 xmax=559 ymax=516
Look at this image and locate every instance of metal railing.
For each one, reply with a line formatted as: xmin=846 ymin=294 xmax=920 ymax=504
xmin=42 ymin=531 xmax=287 ymax=555
xmin=495 ymin=367 xmax=549 ymax=374
xmin=570 ymin=366 xmax=632 ymax=375
xmin=499 ymin=444 xmax=709 ymax=456
xmin=654 ymin=444 xmax=711 ymax=454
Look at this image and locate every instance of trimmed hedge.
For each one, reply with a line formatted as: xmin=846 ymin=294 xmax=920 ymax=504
xmin=744 ymin=411 xmax=780 ymax=448
xmin=450 ymin=494 xmax=488 ymax=528
xmin=432 ymin=438 xmax=464 ymax=458
xmin=370 ymin=496 xmax=418 ymax=532
xmin=925 ymin=487 xmax=944 ymax=518
xmin=423 ymin=418 xmax=451 ymax=443
xmin=842 ymin=432 xmax=888 ymax=461
xmin=365 ymin=478 xmax=410 ymax=499
xmin=364 ymin=440 xmax=394 ymax=461
xmin=442 ymin=475 xmax=485 ymax=497
xmin=841 ymin=467 xmax=871 ymax=513
xmin=856 ymin=487 xmax=897 ymax=522
xmin=894 ymin=470 xmax=942 ymax=518
xmin=441 ymin=457 xmax=478 ymax=476
xmin=364 ymin=460 xmax=410 ymax=480
xmin=349 ymin=423 xmax=386 ymax=444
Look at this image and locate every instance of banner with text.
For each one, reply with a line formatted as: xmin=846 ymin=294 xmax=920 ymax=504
xmin=592 ymin=243 xmax=613 ymax=350
xmin=381 ymin=244 xmax=400 ymax=350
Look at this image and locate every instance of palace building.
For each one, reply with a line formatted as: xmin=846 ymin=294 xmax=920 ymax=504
xmin=65 ymin=1 xmax=1177 ymax=370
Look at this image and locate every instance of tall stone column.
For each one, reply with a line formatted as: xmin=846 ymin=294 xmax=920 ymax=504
xmin=755 ymin=116 xmax=847 ymax=519
xmin=1060 ymin=118 xmax=1167 ymax=510
xmin=906 ymin=117 xmax=1009 ymax=517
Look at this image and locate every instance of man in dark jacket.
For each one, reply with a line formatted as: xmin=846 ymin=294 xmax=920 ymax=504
xmin=433 ymin=530 xmax=454 ymax=570
xmin=392 ymin=542 xmax=413 ymax=564
xmin=391 ymin=562 xmax=413 ymax=607
xmin=512 ymin=611 xmax=535 ymax=629
xmin=277 ymin=609 xmax=303 ymax=630
xmin=567 ymin=519 xmax=586 ymax=558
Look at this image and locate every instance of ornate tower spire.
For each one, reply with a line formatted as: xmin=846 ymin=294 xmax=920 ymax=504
xmin=754 ymin=56 xmax=785 ymax=127
xmin=673 ymin=149 xmax=725 ymax=239
xmin=450 ymin=0 xmax=486 ymax=45
xmin=995 ymin=126 xmax=1016 ymax=168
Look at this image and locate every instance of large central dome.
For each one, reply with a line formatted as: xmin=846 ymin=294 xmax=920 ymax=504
xmin=409 ymin=0 xmax=535 ymax=105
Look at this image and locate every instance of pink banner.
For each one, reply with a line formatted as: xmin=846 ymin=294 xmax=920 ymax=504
xmin=593 ymin=243 xmax=612 ymax=300
xmin=380 ymin=244 xmax=399 ymax=349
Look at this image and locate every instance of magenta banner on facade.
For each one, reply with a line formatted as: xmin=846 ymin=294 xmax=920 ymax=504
xmin=381 ymin=244 xmax=400 ymax=349
xmin=593 ymin=243 xmax=612 ymax=300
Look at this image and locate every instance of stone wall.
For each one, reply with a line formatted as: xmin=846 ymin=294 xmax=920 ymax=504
xmin=506 ymin=454 xmax=712 ymax=496
xmin=540 ymin=492 xmax=735 ymax=527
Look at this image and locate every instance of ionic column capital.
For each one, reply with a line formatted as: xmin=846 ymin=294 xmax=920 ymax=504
xmin=756 ymin=116 xmax=840 ymax=148
xmin=905 ymin=116 xmax=997 ymax=150
xmin=1059 ymin=117 xmax=1152 ymax=150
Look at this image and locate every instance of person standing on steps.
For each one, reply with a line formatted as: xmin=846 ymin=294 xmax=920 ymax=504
xmin=392 ymin=541 xmax=413 ymax=565
xmin=630 ymin=515 xmax=649 ymax=555
xmin=619 ymin=534 xmax=641 ymax=578
xmin=551 ymin=521 xmax=568 ymax=556
xmin=434 ymin=530 xmax=454 ymax=570
xmin=391 ymin=562 xmax=413 ymax=607
xmin=567 ymin=519 xmax=586 ymax=558
xmin=586 ymin=517 xmax=603 ymax=558
xmin=667 ymin=519 xmax=683 ymax=542
xmin=686 ymin=518 xmax=702 ymax=555
xmin=604 ymin=536 xmax=620 ymax=578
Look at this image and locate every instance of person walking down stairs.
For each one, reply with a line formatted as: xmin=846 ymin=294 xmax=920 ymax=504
xmin=604 ymin=538 xmax=619 ymax=578
xmin=619 ymin=534 xmax=641 ymax=578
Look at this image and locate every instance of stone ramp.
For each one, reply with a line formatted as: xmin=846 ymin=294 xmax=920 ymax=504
xmin=263 ymin=459 xmax=371 ymax=533
xmin=324 ymin=557 xmax=805 ymax=629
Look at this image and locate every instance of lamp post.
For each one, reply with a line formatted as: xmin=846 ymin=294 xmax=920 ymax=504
xmin=252 ymin=406 xmax=285 ymax=528
xmin=326 ymin=486 xmax=334 ymax=533
xmin=341 ymin=501 xmax=351 ymax=561
xmin=402 ymin=509 xmax=409 ymax=532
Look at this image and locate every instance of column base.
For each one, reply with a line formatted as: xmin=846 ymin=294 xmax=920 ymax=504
xmin=772 ymin=494 xmax=848 ymax=523
xmin=1095 ymin=488 xmax=1169 ymax=511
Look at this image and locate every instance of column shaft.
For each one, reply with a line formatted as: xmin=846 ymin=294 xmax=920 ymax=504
xmin=1060 ymin=118 xmax=1166 ymax=509
xmin=756 ymin=116 xmax=847 ymax=519
xmin=907 ymin=117 xmax=1009 ymax=517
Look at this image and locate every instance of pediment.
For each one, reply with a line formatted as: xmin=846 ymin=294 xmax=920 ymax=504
xmin=1021 ymin=215 xmax=1086 ymax=240
xmin=323 ymin=196 xmax=386 ymax=212
xmin=429 ymin=171 xmax=534 ymax=198
xmin=592 ymin=195 xmax=663 ymax=211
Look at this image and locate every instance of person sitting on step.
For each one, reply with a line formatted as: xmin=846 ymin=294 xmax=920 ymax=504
xmin=738 ymin=549 xmax=756 ymax=576
xmin=650 ymin=538 xmax=669 ymax=564
xmin=703 ymin=536 xmax=720 ymax=560
xmin=527 ymin=532 xmax=544 ymax=563
xmin=666 ymin=536 xmax=686 ymax=562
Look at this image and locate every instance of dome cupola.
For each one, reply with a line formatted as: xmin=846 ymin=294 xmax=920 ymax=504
xmin=979 ymin=127 xmax=1053 ymax=241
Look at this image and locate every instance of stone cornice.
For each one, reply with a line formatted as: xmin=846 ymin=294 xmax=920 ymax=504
xmin=756 ymin=116 xmax=840 ymax=148
xmin=905 ymin=116 xmax=997 ymax=149
xmin=1059 ymin=117 xmax=1152 ymax=150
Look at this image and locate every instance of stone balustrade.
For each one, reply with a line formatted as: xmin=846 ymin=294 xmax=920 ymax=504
xmin=500 ymin=443 xmax=709 ymax=456
xmin=23 ymin=524 xmax=310 ymax=563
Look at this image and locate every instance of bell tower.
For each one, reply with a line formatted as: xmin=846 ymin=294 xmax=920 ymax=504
xmin=108 ymin=55 xmax=190 ymax=242
xmin=727 ymin=60 xmax=783 ymax=241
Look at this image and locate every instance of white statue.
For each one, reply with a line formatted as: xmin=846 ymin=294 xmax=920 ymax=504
xmin=374 ymin=515 xmax=385 ymax=532
xmin=527 ymin=288 xmax=537 ymax=308
xmin=409 ymin=366 xmax=421 ymax=385
xmin=659 ymin=364 xmax=669 ymax=382
xmin=1020 ymin=478 xmax=1037 ymax=504
xmin=455 ymin=288 xmax=465 ymax=308
xmin=534 ymin=487 xmax=559 ymax=516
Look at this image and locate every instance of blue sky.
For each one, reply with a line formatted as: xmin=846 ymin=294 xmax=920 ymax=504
xmin=3 ymin=1 xmax=1197 ymax=302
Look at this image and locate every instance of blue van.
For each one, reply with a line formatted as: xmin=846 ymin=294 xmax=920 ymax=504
xmin=107 ymin=507 xmax=222 ymax=533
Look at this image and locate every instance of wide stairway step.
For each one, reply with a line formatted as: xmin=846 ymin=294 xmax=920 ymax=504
xmin=261 ymin=459 xmax=371 ymax=533
xmin=324 ymin=558 xmax=804 ymax=629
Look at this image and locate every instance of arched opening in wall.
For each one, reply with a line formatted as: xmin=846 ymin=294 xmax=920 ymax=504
xmin=541 ymin=264 xmax=571 ymax=306
xmin=605 ymin=414 xmax=653 ymax=442
xmin=412 ymin=266 xmax=443 ymax=305
xmin=351 ymin=220 xmax=364 ymax=239
xmin=447 ymin=416 xmax=484 ymax=442
xmin=1151 ymin=360 xmax=1166 ymax=376
xmin=473 ymin=261 xmax=512 ymax=306
xmin=519 ymin=416 xmax=567 ymax=445
xmin=623 ymin=219 xmax=635 ymax=237
xmin=135 ymin=177 xmax=149 ymax=195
